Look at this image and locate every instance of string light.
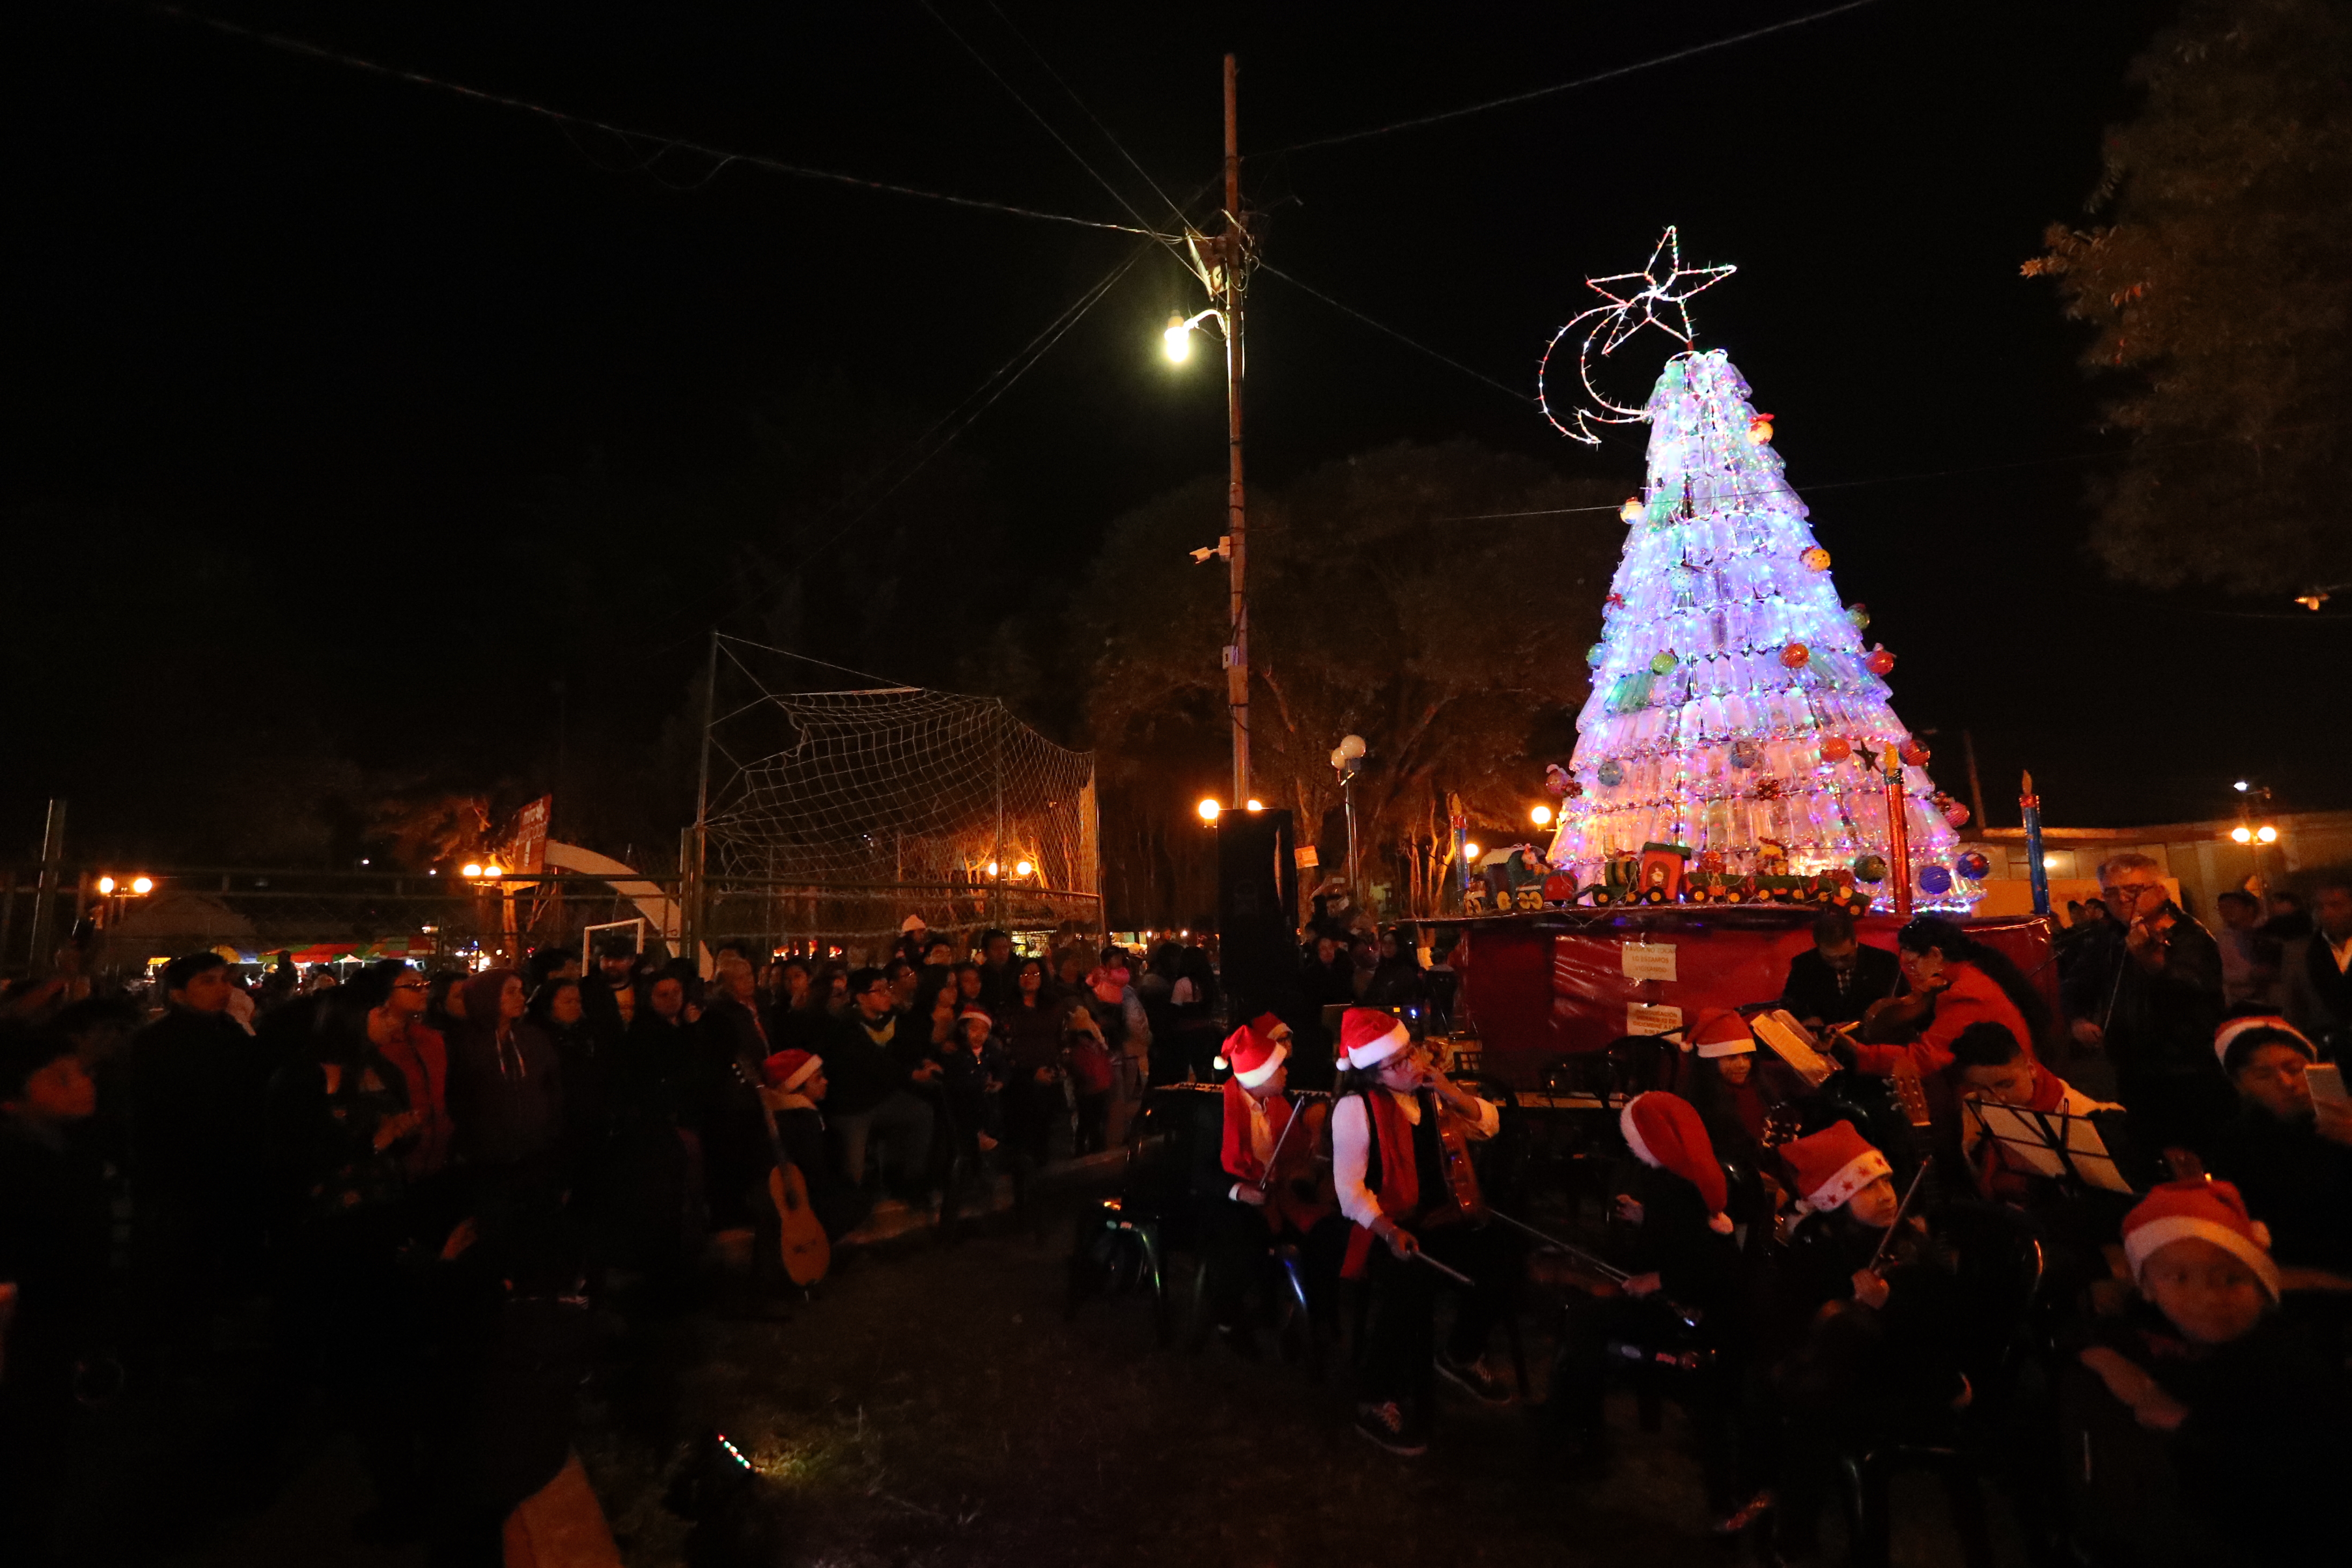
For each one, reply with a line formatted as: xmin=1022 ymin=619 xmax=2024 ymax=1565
xmin=1540 ymin=277 xmax=1972 ymax=912
xmin=1539 ymin=226 xmax=1737 ymax=446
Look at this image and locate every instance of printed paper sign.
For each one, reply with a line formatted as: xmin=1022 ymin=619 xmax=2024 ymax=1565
xmin=1619 ymin=942 xmax=1678 ymax=982
xmin=1626 ymin=1003 xmax=1683 ymax=1037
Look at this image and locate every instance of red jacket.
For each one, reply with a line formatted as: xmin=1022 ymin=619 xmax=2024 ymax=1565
xmin=1852 ymin=961 xmax=2036 ymax=1077
xmin=377 ymin=1020 xmax=453 ymax=1177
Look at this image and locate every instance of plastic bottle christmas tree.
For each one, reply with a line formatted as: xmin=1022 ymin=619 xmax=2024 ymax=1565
xmin=1537 ymin=230 xmax=1975 ymax=912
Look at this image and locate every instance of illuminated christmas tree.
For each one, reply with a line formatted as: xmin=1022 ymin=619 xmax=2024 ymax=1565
xmin=1538 ymin=231 xmax=1975 ymax=911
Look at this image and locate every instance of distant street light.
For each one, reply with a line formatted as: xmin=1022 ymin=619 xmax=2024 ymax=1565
xmin=131 ymin=876 xmax=153 ymax=894
xmin=2231 ymin=826 xmax=2253 ymax=844
xmin=2257 ymin=824 xmax=2279 ymax=844
xmin=1530 ymin=804 xmax=1555 ymax=827
xmin=462 ymin=863 xmax=483 ymax=878
xmin=1015 ymin=859 xmax=1035 ymax=878
xmin=1197 ymin=798 xmax=1222 ymax=823
xmin=1245 ymin=799 xmax=1264 ymax=811
xmin=1463 ymin=842 xmax=1482 ymax=861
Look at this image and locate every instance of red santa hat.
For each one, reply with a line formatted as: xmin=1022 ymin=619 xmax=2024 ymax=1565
xmin=1340 ymin=1006 xmax=1412 ymax=1070
xmin=1782 ymin=1121 xmax=1893 ymax=1216
xmin=1217 ymin=1014 xmax=1290 ymax=1088
xmin=956 ymin=1004 xmax=993 ymax=1031
xmin=1686 ymin=1007 xmax=1756 ymax=1060
xmin=2211 ymin=1014 xmax=2316 ymax=1070
xmin=761 ymin=1048 xmax=822 ymax=1093
xmin=1619 ymin=1092 xmax=1734 ymax=1233
xmin=2121 ymin=1178 xmax=2280 ymax=1301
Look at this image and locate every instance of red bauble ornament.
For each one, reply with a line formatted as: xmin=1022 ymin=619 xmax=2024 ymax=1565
xmin=1900 ymin=741 xmax=1931 ymax=767
xmin=1864 ymin=645 xmax=1896 ymax=676
xmin=1780 ymin=642 xmax=1811 ymax=669
xmin=1819 ymin=736 xmax=1853 ymax=764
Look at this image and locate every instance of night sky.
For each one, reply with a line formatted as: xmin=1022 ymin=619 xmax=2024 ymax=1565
xmin=10 ymin=0 xmax=2340 ymax=869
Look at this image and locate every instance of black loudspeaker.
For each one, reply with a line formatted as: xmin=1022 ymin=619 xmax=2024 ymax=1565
xmin=1216 ymin=808 xmax=1303 ymax=1031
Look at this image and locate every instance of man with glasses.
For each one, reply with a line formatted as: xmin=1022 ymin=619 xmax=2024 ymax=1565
xmin=2060 ymin=853 xmax=2226 ymax=1146
xmin=823 ymin=967 xmax=939 ymax=1200
xmin=1778 ymin=907 xmax=1901 ymax=1032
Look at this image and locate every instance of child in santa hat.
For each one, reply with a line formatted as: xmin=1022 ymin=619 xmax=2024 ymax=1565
xmin=1677 ymin=1007 xmax=1775 ymax=1168
xmin=1545 ymin=1091 xmax=1746 ymax=1504
xmin=2199 ymin=1010 xmax=2352 ymax=1290
xmin=1329 ymin=1006 xmax=1515 ymax=1455
xmin=1737 ymin=1120 xmax=1968 ymax=1549
xmin=1198 ymin=1014 xmax=1335 ymax=1357
xmin=758 ymin=1049 xmax=867 ymax=1240
xmin=2073 ymin=1178 xmax=2351 ymax=1560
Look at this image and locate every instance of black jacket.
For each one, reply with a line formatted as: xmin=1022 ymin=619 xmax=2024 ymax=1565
xmin=2200 ymin=1104 xmax=2352 ymax=1276
xmin=2061 ymin=907 xmax=2228 ymax=1142
xmin=130 ymin=1004 xmax=271 ymax=1204
xmin=823 ymin=1011 xmax=920 ymax=1117
xmin=1779 ymin=943 xmax=1902 ymax=1029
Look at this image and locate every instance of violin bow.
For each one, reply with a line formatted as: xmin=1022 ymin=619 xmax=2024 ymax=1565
xmin=1866 ymin=1163 xmax=1930 ymax=1275
xmin=1483 ymin=1207 xmax=1630 ymax=1285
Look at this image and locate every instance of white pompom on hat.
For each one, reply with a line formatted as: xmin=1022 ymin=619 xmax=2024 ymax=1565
xmin=1219 ymin=1015 xmax=1290 ymax=1088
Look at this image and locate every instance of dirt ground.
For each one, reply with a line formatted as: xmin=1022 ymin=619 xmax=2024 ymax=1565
xmin=574 ymin=1186 xmax=2024 ymax=1568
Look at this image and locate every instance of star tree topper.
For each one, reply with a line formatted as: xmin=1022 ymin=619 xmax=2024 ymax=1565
xmin=1540 ymin=226 xmax=1736 ymax=445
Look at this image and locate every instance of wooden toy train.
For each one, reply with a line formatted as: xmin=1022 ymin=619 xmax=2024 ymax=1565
xmin=1465 ymin=839 xmax=1877 ymax=918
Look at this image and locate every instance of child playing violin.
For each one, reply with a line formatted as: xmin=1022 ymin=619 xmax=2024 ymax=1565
xmin=1331 ymin=1007 xmax=1515 ymax=1455
xmin=1198 ymin=1014 xmax=1338 ymax=1358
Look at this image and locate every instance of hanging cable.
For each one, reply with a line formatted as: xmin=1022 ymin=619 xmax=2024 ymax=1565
xmin=1266 ymin=1 xmax=1881 ymax=156
xmin=1257 ymin=262 xmax=1534 ymax=405
xmin=150 ymin=5 xmax=1174 ymax=237
xmin=981 ymin=0 xmax=1195 ymax=230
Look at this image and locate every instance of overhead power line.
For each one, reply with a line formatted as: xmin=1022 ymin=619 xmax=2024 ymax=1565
xmin=150 ymin=5 xmax=1172 ymax=237
xmin=1257 ymin=262 xmax=1535 ymax=406
xmin=1267 ymin=1 xmax=1882 ymax=156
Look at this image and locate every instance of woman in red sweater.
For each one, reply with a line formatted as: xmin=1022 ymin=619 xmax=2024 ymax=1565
xmin=1849 ymin=916 xmax=2051 ymax=1078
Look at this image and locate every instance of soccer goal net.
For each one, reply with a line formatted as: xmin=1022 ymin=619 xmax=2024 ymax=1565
xmin=698 ymin=641 xmax=1100 ymax=957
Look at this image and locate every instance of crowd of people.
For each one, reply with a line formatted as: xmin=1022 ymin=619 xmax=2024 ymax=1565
xmin=1182 ymin=855 xmax=2350 ymax=1565
xmin=5 ymin=854 xmax=2350 ymax=1563
xmin=0 ymin=916 xmax=1205 ymax=1565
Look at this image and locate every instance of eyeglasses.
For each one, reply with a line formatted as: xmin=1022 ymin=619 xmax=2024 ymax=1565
xmin=2104 ymin=883 xmax=2164 ymax=901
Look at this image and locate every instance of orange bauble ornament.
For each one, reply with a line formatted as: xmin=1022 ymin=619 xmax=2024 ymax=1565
xmin=1747 ymin=412 xmax=1775 ymax=445
xmin=1801 ymin=545 xmax=1831 ymax=571
xmin=1780 ymin=642 xmax=1811 ymax=669
xmin=1819 ymin=736 xmax=1852 ymax=764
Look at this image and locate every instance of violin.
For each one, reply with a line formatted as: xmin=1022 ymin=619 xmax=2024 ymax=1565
xmin=1257 ymin=1090 xmax=1339 ymax=1234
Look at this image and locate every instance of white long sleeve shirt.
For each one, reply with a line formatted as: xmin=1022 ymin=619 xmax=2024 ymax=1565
xmin=1332 ymin=1088 xmax=1500 ymax=1229
xmin=1228 ymin=1090 xmax=1279 ymax=1202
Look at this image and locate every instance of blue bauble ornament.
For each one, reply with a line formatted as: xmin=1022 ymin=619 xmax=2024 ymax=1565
xmin=1917 ymin=864 xmax=1954 ymax=896
xmin=1955 ymin=850 xmax=1991 ymax=882
xmin=1597 ymin=759 xmax=1625 ymax=788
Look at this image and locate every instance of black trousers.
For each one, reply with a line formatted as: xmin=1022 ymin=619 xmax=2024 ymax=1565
xmin=1550 ymin=1293 xmax=1740 ymax=1507
xmin=1357 ymin=1221 xmax=1517 ymax=1406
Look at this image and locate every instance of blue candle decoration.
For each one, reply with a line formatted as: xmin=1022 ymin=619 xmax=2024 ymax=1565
xmin=2021 ymin=771 xmax=2050 ymax=918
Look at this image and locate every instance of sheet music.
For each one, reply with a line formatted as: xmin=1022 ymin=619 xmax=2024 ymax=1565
xmin=1752 ymin=1009 xmax=1834 ymax=1087
xmin=1970 ymin=1101 xmax=2068 ymax=1178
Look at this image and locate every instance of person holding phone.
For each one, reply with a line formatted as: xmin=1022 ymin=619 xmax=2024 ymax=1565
xmin=2199 ymin=1011 xmax=2352 ymax=1293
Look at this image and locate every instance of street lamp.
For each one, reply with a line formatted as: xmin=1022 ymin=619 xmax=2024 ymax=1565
xmin=1331 ymin=734 xmax=1367 ymax=897
xmin=1165 ymin=54 xmax=1254 ymax=810
xmin=1530 ymin=804 xmax=1555 ymax=828
xmin=1197 ymin=798 xmax=1222 ymax=824
xmin=1463 ymin=841 xmax=1482 ymax=861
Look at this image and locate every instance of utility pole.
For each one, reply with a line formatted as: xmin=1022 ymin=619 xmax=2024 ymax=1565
xmin=1219 ymin=53 xmax=1250 ymax=809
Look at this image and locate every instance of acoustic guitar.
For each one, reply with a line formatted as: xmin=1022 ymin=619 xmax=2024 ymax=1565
xmin=731 ymin=1062 xmax=830 ymax=1287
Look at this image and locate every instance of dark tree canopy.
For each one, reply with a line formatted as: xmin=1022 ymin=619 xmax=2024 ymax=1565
xmin=1076 ymin=440 xmax=1627 ymax=926
xmin=2025 ymin=0 xmax=2352 ymax=596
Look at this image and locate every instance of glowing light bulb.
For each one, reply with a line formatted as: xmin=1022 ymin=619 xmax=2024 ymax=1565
xmin=1530 ymin=805 xmax=1554 ymax=827
xmin=1196 ymin=799 xmax=1221 ymax=823
xmin=1163 ymin=315 xmax=1192 ymax=363
xmin=1015 ymin=859 xmax=1034 ymax=877
xmin=131 ymin=876 xmax=153 ymax=894
xmin=985 ymin=860 xmax=999 ymax=877
xmin=2230 ymin=826 xmax=2253 ymax=844
xmin=483 ymin=864 xmax=503 ymax=878
xmin=1245 ymin=799 xmax=1263 ymax=811
xmin=2257 ymin=825 xmax=2278 ymax=844
xmin=97 ymin=876 xmax=116 ymax=894
xmin=461 ymin=864 xmax=483 ymax=878
xmin=1463 ymin=842 xmax=1482 ymax=860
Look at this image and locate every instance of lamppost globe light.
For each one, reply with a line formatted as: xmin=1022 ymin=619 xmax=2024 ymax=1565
xmin=461 ymin=864 xmax=483 ymax=879
xmin=985 ymin=860 xmax=999 ymax=878
xmin=2257 ymin=824 xmax=2279 ymax=844
xmin=1463 ymin=842 xmax=1481 ymax=860
xmin=131 ymin=876 xmax=153 ymax=895
xmin=1163 ymin=314 xmax=1192 ymax=363
xmin=1530 ymin=804 xmax=1554 ymax=827
xmin=1338 ymin=734 xmax=1367 ymax=761
xmin=2233 ymin=780 xmax=2250 ymax=792
xmin=1197 ymin=798 xmax=1222 ymax=823
xmin=2230 ymin=826 xmax=2253 ymax=844
xmin=484 ymin=864 xmax=503 ymax=878
xmin=1245 ymin=799 xmax=1263 ymax=811
xmin=1015 ymin=859 xmax=1034 ymax=877
xmin=97 ymin=876 xmax=116 ymax=894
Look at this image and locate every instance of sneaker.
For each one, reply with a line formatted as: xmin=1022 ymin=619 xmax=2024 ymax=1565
xmin=1353 ymin=1400 xmax=1427 ymax=1457
xmin=1433 ymin=1349 xmax=1514 ymax=1405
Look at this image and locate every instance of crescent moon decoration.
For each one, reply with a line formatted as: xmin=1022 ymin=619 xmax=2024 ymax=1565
xmin=1538 ymin=226 xmax=1737 ymax=446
